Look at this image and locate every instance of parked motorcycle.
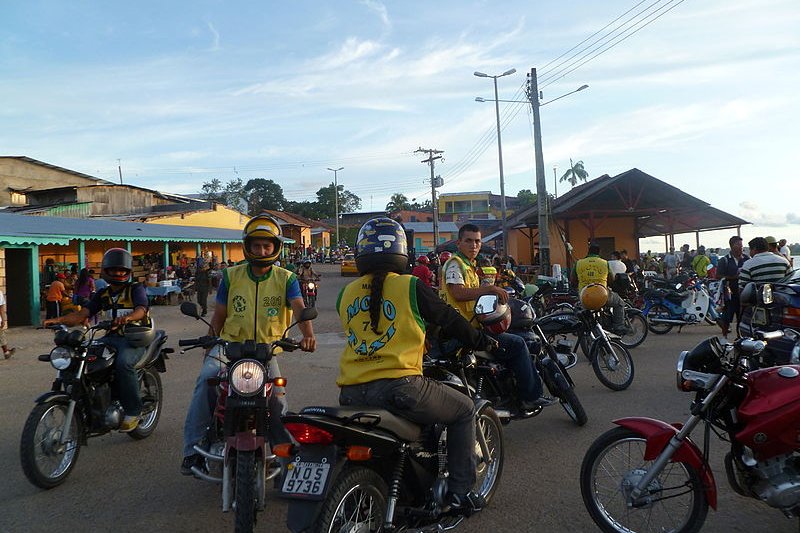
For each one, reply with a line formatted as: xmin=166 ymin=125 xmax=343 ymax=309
xmin=21 ymin=321 xmax=170 ymax=489
xmin=466 ymin=293 xmax=587 ymax=426
xmin=580 ymin=330 xmax=800 ymax=532
xmin=300 ymin=278 xmax=319 ymax=308
xmin=178 ymin=301 xmax=318 ymax=533
xmin=278 ymin=346 xmax=504 ymax=532
xmin=644 ymin=267 xmax=719 ymax=334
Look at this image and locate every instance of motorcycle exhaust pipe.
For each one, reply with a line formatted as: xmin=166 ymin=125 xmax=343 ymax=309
xmin=494 ymin=409 xmax=511 ymax=422
xmin=648 ymin=318 xmax=690 ymax=325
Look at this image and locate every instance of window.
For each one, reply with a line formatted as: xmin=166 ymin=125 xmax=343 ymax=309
xmin=10 ymin=192 xmax=26 ymax=205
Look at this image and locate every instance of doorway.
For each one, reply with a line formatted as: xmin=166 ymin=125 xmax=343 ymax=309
xmin=6 ymin=248 xmax=33 ymax=326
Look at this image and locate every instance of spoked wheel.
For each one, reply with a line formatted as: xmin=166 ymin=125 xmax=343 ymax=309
xmin=590 ymin=339 xmax=634 ymax=391
xmin=580 ymin=427 xmax=708 ymax=533
xmin=541 ymin=352 xmax=587 ymax=426
xmin=307 ymin=294 xmax=317 ymax=308
xmin=474 ymin=407 xmax=504 ymax=502
xmin=618 ymin=310 xmax=648 ymax=349
xmin=20 ymin=402 xmax=81 ymax=489
xmin=234 ymin=450 xmax=257 ymax=533
xmin=129 ymin=368 xmax=162 ymax=440
xmin=315 ymin=467 xmax=387 ymax=533
xmin=647 ymin=304 xmax=674 ymax=334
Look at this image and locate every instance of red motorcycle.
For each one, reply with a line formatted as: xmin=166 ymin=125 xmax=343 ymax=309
xmin=580 ymin=329 xmax=800 ymax=533
xmin=300 ymin=277 xmax=319 ymax=308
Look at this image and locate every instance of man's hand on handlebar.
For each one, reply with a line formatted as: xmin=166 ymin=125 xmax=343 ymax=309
xmin=301 ymin=335 xmax=316 ymax=352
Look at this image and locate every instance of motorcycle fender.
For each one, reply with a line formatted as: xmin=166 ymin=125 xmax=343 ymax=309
xmin=34 ymin=391 xmax=70 ymax=405
xmin=226 ymin=433 xmax=265 ymax=453
xmin=614 ymin=417 xmax=717 ymax=509
xmin=286 ymin=499 xmax=324 ymax=532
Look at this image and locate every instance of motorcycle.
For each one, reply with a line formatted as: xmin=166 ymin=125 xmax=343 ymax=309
xmin=464 ymin=293 xmax=588 ymax=426
xmin=580 ymin=329 xmax=800 ymax=533
xmin=301 ymin=277 xmax=320 ymax=308
xmin=20 ymin=321 xmax=170 ymax=489
xmin=178 ymin=301 xmax=318 ymax=533
xmin=643 ymin=267 xmax=720 ymax=334
xmin=277 ymin=347 xmax=504 ymax=532
xmin=532 ymin=296 xmax=635 ymax=391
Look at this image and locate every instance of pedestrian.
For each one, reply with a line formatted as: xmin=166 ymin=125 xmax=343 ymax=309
xmin=45 ymin=273 xmax=68 ymax=319
xmin=1 ymin=288 xmax=16 ymax=359
xmin=778 ymin=238 xmax=793 ymax=267
xmin=194 ymin=262 xmax=210 ymax=316
xmin=765 ymin=236 xmax=781 ymax=255
xmin=663 ymin=247 xmax=678 ymax=279
xmin=716 ymin=236 xmax=750 ymax=338
xmin=691 ymin=246 xmax=711 ymax=277
xmin=74 ymin=268 xmax=95 ymax=306
xmin=739 ymin=237 xmax=791 ymax=289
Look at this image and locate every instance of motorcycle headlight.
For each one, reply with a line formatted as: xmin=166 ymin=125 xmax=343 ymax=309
xmin=761 ymin=284 xmax=773 ymax=305
xmin=50 ymin=346 xmax=73 ymax=370
xmin=307 ymin=282 xmax=315 ymax=290
xmin=229 ymin=360 xmax=266 ymax=397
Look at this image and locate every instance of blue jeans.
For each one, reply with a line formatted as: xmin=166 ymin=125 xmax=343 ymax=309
xmin=182 ymin=346 xmax=290 ymax=457
xmin=100 ymin=335 xmax=145 ymax=417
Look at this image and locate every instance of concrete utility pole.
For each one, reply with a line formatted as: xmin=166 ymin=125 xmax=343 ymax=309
xmin=327 ymin=167 xmax=343 ymax=249
xmin=415 ymin=147 xmax=443 ymax=251
xmin=528 ymin=68 xmax=550 ymax=276
xmin=117 ymin=159 xmax=123 ymax=184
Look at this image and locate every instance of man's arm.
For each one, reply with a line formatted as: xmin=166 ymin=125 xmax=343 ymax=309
xmin=289 ymin=297 xmax=316 ymax=352
xmin=43 ymin=307 xmax=91 ymax=327
xmin=208 ymin=302 xmax=226 ymax=336
xmin=447 ymin=282 xmax=509 ymax=304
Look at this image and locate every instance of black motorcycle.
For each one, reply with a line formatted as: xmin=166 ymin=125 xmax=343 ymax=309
xmin=277 ymin=350 xmax=504 ymax=532
xmin=178 ymin=301 xmax=317 ymax=533
xmin=21 ymin=321 xmax=170 ymax=489
xmin=464 ymin=293 xmax=587 ymax=426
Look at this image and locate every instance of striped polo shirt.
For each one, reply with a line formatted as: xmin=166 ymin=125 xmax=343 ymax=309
xmin=738 ymin=252 xmax=791 ymax=289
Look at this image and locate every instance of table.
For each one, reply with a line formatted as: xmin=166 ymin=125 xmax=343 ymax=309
xmin=146 ymin=285 xmax=181 ymax=305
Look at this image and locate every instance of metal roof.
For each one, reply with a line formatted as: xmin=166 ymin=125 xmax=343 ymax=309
xmin=0 ymin=212 xmax=243 ymax=246
xmin=0 ymin=156 xmax=112 ymax=184
xmin=403 ymin=221 xmax=459 ymax=233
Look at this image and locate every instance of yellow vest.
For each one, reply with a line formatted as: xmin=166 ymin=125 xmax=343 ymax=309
xmin=576 ymin=255 xmax=609 ymax=291
xmin=96 ymin=284 xmax=151 ymax=327
xmin=336 ymin=273 xmax=426 ymax=386
xmin=440 ymin=253 xmax=480 ymax=325
xmin=220 ymin=264 xmax=295 ymax=345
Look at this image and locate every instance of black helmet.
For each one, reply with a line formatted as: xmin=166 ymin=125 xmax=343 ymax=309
xmin=509 ymin=297 xmax=535 ymax=329
xmin=101 ymin=248 xmax=133 ymax=285
xmin=355 ymin=217 xmax=408 ymax=275
xmin=242 ymin=214 xmax=283 ymax=267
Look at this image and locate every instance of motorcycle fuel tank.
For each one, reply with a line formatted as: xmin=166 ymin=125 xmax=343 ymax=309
xmin=536 ymin=312 xmax=581 ymax=335
xmin=736 ymin=365 xmax=800 ymax=459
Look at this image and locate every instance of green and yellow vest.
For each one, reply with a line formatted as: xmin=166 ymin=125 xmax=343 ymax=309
xmin=97 ymin=283 xmax=151 ymax=328
xmin=440 ymin=252 xmax=481 ymax=325
xmin=576 ymin=255 xmax=609 ymax=291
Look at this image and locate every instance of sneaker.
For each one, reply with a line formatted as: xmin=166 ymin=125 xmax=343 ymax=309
xmin=520 ymin=396 xmax=557 ymax=411
xmin=448 ymin=491 xmax=485 ymax=515
xmin=119 ymin=415 xmax=140 ymax=433
xmin=181 ymin=454 xmax=207 ymax=476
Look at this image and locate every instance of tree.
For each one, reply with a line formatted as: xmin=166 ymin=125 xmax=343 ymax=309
xmin=516 ymin=189 xmax=537 ymax=207
xmin=223 ymin=178 xmax=247 ymax=212
xmin=200 ymin=179 xmax=224 ymax=203
xmin=386 ymin=193 xmax=411 ymax=212
xmin=242 ymin=178 xmax=287 ymax=215
xmin=560 ymin=159 xmax=589 ymax=188
xmin=410 ymin=198 xmax=432 ymax=211
xmin=315 ymin=183 xmax=362 ymax=217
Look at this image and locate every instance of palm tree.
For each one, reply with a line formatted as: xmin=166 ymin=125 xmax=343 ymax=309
xmin=560 ymin=159 xmax=589 ymax=188
xmin=385 ymin=193 xmax=411 ymax=212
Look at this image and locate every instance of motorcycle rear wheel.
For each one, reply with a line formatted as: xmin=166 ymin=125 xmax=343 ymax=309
xmin=590 ymin=339 xmax=634 ymax=391
xmin=647 ymin=304 xmax=674 ymax=334
xmin=234 ymin=450 xmax=257 ymax=533
xmin=580 ymin=427 xmax=708 ymax=533
xmin=20 ymin=402 xmax=81 ymax=489
xmin=129 ymin=368 xmax=162 ymax=440
xmin=315 ymin=467 xmax=387 ymax=533
xmin=618 ymin=310 xmax=647 ymax=349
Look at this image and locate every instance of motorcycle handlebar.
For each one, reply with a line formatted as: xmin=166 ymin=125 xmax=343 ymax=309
xmin=178 ymin=335 xmax=218 ymax=348
xmin=274 ymin=338 xmax=301 ymax=352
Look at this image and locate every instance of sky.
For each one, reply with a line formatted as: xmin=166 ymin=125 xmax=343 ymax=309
xmin=2 ymin=0 xmax=798 ymax=250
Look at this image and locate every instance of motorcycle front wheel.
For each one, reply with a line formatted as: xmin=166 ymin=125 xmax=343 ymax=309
xmin=307 ymin=294 xmax=316 ymax=308
xmin=315 ymin=467 xmax=387 ymax=533
xmin=540 ymin=353 xmax=587 ymax=426
xmin=647 ymin=304 xmax=674 ymax=334
xmin=618 ymin=310 xmax=648 ymax=349
xmin=129 ymin=368 xmax=163 ymax=440
xmin=20 ymin=402 xmax=82 ymax=489
xmin=590 ymin=339 xmax=634 ymax=391
xmin=474 ymin=406 xmax=504 ymax=502
xmin=234 ymin=450 xmax=257 ymax=533
xmin=580 ymin=427 xmax=708 ymax=533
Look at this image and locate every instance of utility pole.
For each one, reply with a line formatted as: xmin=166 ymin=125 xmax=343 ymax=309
xmin=527 ymin=68 xmax=550 ymax=276
xmin=117 ymin=159 xmax=123 ymax=184
xmin=415 ymin=147 xmax=443 ymax=252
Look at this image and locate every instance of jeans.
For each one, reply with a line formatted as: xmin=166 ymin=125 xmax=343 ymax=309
xmin=339 ymin=375 xmax=476 ymax=495
xmin=100 ymin=334 xmax=145 ymax=417
xmin=182 ymin=345 xmax=291 ymax=457
xmin=606 ymin=291 xmax=626 ymax=330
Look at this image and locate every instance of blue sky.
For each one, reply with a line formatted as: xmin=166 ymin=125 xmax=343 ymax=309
xmin=2 ymin=0 xmax=798 ymax=249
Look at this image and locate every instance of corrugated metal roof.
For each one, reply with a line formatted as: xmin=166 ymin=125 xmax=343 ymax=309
xmin=0 ymin=212 xmax=243 ymax=245
xmin=403 ymin=221 xmax=459 ymax=233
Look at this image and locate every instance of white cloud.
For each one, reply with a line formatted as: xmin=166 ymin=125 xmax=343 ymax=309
xmin=206 ymin=21 xmax=220 ymax=51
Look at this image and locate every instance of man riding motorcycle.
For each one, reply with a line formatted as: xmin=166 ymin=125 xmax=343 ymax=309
xmin=337 ymin=217 xmax=498 ymax=513
xmin=571 ymin=243 xmax=631 ymax=336
xmin=181 ymin=214 xmax=317 ymax=475
xmin=43 ymin=248 xmax=151 ymax=432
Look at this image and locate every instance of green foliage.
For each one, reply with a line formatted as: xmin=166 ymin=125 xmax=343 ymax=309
xmin=516 ymin=189 xmax=537 ymax=207
xmin=560 ymin=159 xmax=589 ymax=188
xmin=386 ymin=193 xmax=411 ymax=212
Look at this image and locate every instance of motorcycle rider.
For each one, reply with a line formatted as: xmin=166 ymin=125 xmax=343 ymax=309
xmin=337 ymin=217 xmax=498 ymax=513
xmin=181 ymin=214 xmax=317 ymax=475
xmin=440 ymin=223 xmax=551 ymax=411
xmin=296 ymin=258 xmax=320 ymax=303
xmin=43 ymin=248 xmax=150 ymax=432
xmin=571 ymin=243 xmax=632 ymax=336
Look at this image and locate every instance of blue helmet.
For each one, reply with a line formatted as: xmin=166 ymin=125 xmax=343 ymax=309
xmin=355 ymin=217 xmax=408 ymax=275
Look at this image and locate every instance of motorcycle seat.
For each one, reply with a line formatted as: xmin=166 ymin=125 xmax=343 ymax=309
xmin=134 ymin=330 xmax=167 ymax=369
xmin=299 ymin=405 xmax=422 ymax=442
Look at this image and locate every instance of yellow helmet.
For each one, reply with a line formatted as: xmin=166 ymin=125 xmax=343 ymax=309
xmin=242 ymin=214 xmax=284 ymax=267
xmin=580 ymin=283 xmax=609 ymax=311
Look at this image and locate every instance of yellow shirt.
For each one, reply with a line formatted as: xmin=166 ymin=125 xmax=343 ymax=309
xmin=576 ymin=255 xmax=609 ymax=291
xmin=440 ymin=252 xmax=481 ymax=325
xmin=336 ymin=273 xmax=426 ymax=386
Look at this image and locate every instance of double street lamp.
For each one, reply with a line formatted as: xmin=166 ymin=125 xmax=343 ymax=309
xmin=474 ymin=68 xmax=516 ymax=256
xmin=327 ymin=166 xmax=343 ymax=249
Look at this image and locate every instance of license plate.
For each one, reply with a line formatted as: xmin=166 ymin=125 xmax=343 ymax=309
xmin=752 ymin=307 xmax=769 ymax=326
xmin=281 ymin=461 xmax=330 ymax=497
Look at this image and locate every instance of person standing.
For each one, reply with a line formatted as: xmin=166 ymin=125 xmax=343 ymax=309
xmin=739 ymin=237 xmax=791 ymax=289
xmin=716 ymin=235 xmax=749 ymax=338
xmin=45 ymin=273 xmax=68 ymax=319
xmin=0 ymin=289 xmax=16 ymax=359
xmin=778 ymin=238 xmax=793 ymax=267
xmin=74 ymin=268 xmax=96 ymax=307
xmin=194 ymin=262 xmax=211 ymax=317
xmin=663 ymin=247 xmax=678 ymax=279
xmin=691 ymin=246 xmax=711 ymax=277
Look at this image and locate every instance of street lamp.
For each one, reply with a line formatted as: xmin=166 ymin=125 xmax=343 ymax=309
xmin=474 ymin=68 xmax=516 ymax=256
xmin=327 ymin=166 xmax=343 ymax=249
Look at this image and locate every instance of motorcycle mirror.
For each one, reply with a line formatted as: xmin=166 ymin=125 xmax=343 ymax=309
xmin=706 ymin=264 xmax=714 ymax=272
xmin=474 ymin=294 xmax=499 ymax=315
xmin=180 ymin=301 xmax=201 ymax=319
xmin=299 ymin=307 xmax=318 ymax=322
xmin=675 ymin=283 xmax=683 ymax=290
